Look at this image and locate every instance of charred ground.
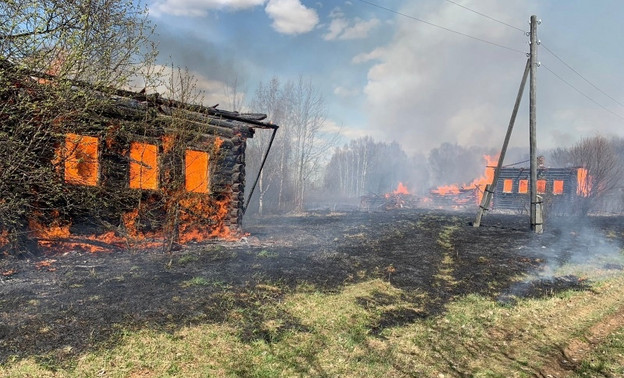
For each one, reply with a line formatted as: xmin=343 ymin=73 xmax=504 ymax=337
xmin=1 ymin=209 xmax=623 ymax=364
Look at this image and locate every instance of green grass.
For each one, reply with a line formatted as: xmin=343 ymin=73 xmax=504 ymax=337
xmin=575 ymin=327 xmax=624 ymax=376
xmin=3 ymin=272 xmax=624 ymax=377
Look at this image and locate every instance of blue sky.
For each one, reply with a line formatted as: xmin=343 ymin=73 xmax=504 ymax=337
xmin=146 ymin=0 xmax=624 ymax=157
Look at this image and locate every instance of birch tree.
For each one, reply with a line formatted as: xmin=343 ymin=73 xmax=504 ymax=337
xmin=287 ymin=77 xmax=329 ymax=212
xmin=247 ymin=78 xmax=290 ymax=215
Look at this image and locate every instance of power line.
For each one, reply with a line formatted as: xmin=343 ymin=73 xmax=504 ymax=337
xmin=541 ymin=63 xmax=624 ymax=122
xmin=354 ymin=0 xmax=526 ymax=55
xmin=541 ymin=43 xmax=624 ymax=109
xmin=442 ymin=0 xmax=525 ymax=33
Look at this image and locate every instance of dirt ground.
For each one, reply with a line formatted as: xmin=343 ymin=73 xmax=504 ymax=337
xmin=1 ymin=209 xmax=623 ymax=364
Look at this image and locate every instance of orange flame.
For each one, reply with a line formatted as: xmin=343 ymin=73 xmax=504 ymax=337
xmin=431 ymin=184 xmax=461 ymax=196
xmin=577 ymin=168 xmax=591 ymax=197
xmin=185 ymin=150 xmax=210 ymax=193
xmin=0 ymin=229 xmax=10 ymax=249
xmin=162 ymin=135 xmax=175 ymax=153
xmin=392 ymin=182 xmax=409 ymax=195
xmin=63 ymin=134 xmax=99 ymax=186
xmin=129 ymin=142 xmax=159 ymax=190
xmin=29 ymin=212 xmax=70 ymax=240
xmin=431 ymin=155 xmax=498 ymax=204
xmin=177 ymin=194 xmax=234 ymax=242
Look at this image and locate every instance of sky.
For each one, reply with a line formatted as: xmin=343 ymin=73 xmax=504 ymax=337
xmin=145 ymin=0 xmax=624 ymax=158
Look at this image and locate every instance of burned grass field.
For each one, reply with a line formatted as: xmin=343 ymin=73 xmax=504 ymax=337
xmin=1 ymin=209 xmax=624 ymax=376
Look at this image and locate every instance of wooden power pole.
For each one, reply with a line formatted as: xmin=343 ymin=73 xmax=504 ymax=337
xmin=474 ymin=16 xmax=543 ymax=233
xmin=474 ymin=59 xmax=530 ymax=228
xmin=529 ymin=15 xmax=543 ymax=233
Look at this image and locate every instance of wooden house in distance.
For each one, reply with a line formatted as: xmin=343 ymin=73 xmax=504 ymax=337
xmin=0 ymin=60 xmax=278 ymax=251
xmin=491 ymin=165 xmax=588 ymax=215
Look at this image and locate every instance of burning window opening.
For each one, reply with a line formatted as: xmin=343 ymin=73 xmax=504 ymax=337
xmin=537 ymin=179 xmax=546 ymax=194
xmin=553 ymin=180 xmax=564 ymax=195
xmin=64 ymin=133 xmax=99 ymax=186
xmin=129 ymin=142 xmax=159 ymax=190
xmin=185 ymin=150 xmax=210 ymax=193
xmin=503 ymin=179 xmax=513 ymax=193
xmin=519 ymin=180 xmax=528 ymax=194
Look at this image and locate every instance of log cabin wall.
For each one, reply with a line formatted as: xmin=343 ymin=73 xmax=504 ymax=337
xmin=7 ymin=86 xmax=272 ymax=246
xmin=57 ymin=95 xmax=262 ymax=239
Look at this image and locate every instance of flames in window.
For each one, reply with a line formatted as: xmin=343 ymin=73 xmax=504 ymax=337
xmin=185 ymin=150 xmax=210 ymax=193
xmin=64 ymin=133 xmax=99 ymax=186
xmin=552 ymin=180 xmax=564 ymax=195
xmin=518 ymin=180 xmax=528 ymax=194
xmin=503 ymin=179 xmax=513 ymax=193
xmin=537 ymin=179 xmax=546 ymax=194
xmin=129 ymin=142 xmax=159 ymax=190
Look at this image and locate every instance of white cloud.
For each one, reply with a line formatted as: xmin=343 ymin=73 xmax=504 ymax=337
xmin=352 ymin=47 xmax=385 ymax=64
xmin=150 ymin=0 xmax=320 ymax=36
xmin=323 ymin=8 xmax=380 ymax=41
xmin=339 ymin=18 xmax=380 ymax=40
xmin=150 ymin=0 xmax=266 ymax=17
xmin=324 ymin=18 xmax=349 ymax=40
xmin=265 ymin=0 xmax=319 ymax=35
xmin=334 ymin=86 xmax=360 ymax=98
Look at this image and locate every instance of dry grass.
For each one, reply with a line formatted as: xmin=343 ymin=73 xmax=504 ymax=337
xmin=2 ymin=269 xmax=624 ymax=377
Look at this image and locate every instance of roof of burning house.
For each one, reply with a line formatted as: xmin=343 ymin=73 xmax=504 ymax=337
xmin=496 ymin=166 xmax=580 ymax=178
xmin=1 ymin=58 xmax=279 ymax=134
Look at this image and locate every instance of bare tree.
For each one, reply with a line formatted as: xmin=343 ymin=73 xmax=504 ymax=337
xmin=1 ymin=0 xmax=156 ymax=86
xmin=551 ymin=136 xmax=624 ymax=214
xmin=246 ymin=77 xmax=334 ymax=213
xmin=247 ymin=78 xmax=291 ymax=215
xmin=287 ymin=77 xmax=331 ymax=212
xmin=223 ymin=74 xmax=247 ymax=113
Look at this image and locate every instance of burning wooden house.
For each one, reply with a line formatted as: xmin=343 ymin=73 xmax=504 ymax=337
xmin=0 ymin=61 xmax=277 ymax=252
xmin=490 ymin=166 xmax=588 ymax=214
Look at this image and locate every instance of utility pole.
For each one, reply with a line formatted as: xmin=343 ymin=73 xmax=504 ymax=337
xmin=474 ymin=59 xmax=530 ymax=228
xmin=473 ymin=16 xmax=543 ymax=232
xmin=529 ymin=15 xmax=543 ymax=233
